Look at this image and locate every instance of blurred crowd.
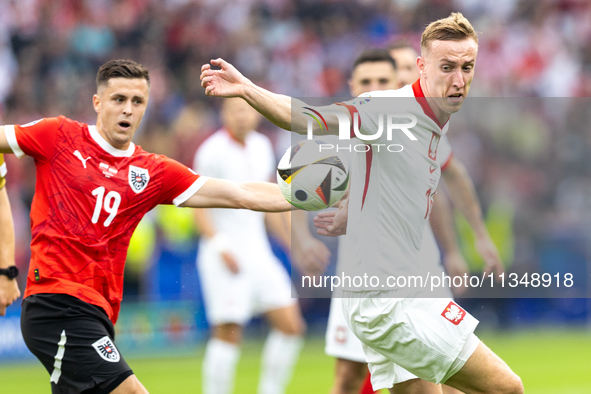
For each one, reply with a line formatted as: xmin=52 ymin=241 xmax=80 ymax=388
xmin=1 ymin=0 xmax=590 ymax=306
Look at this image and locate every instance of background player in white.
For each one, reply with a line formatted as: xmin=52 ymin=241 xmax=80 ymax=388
xmin=200 ymin=12 xmax=522 ymax=394
xmin=0 ymin=154 xmax=20 ymax=316
xmin=194 ymin=98 xmax=304 ymax=394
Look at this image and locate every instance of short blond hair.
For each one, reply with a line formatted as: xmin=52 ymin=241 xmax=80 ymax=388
xmin=421 ymin=12 xmax=478 ymax=53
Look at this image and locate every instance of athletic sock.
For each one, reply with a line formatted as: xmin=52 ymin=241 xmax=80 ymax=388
xmin=361 ymin=370 xmax=378 ymax=394
xmin=202 ymin=338 xmax=240 ymax=394
xmin=257 ymin=330 xmax=304 ymax=394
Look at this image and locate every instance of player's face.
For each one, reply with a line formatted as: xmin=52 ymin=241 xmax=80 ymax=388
xmin=418 ymin=38 xmax=477 ymax=115
xmin=93 ymin=77 xmax=149 ymax=150
xmin=389 ymin=47 xmax=419 ymax=88
xmin=221 ymin=98 xmax=260 ymax=142
xmin=349 ymin=62 xmax=398 ymax=97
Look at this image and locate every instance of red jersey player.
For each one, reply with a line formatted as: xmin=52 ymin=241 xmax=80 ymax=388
xmin=0 ymin=60 xmax=290 ymax=394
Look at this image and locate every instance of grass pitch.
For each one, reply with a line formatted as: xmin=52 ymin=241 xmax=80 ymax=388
xmin=2 ymin=329 xmax=590 ymax=393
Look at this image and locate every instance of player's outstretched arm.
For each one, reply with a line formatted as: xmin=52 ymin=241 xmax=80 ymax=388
xmin=0 ymin=185 xmax=20 ymax=316
xmin=181 ymin=178 xmax=292 ymax=212
xmin=442 ymin=157 xmax=504 ymax=276
xmin=200 ymin=58 xmax=349 ymax=136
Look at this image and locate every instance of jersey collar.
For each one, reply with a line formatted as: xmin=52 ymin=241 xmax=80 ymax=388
xmin=411 ymin=79 xmax=449 ymax=131
xmin=88 ymin=125 xmax=136 ymax=157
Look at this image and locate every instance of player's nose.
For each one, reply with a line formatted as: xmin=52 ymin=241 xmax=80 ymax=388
xmin=452 ymin=69 xmax=465 ymax=89
xmin=122 ymin=100 xmax=133 ymax=115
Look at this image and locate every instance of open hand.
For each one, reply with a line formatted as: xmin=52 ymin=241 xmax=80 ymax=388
xmin=314 ymin=201 xmax=348 ymax=237
xmin=200 ymin=58 xmax=251 ymax=98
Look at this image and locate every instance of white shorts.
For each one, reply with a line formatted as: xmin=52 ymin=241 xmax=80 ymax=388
xmin=198 ymin=242 xmax=296 ymax=326
xmin=325 ymin=297 xmax=367 ymax=363
xmin=342 ymin=294 xmax=479 ymax=389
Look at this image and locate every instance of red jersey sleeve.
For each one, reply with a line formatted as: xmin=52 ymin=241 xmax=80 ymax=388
xmin=158 ymin=156 xmax=208 ymax=206
xmin=5 ymin=117 xmax=62 ymax=161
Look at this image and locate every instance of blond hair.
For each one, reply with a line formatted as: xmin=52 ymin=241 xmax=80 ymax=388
xmin=421 ymin=12 xmax=478 ymax=53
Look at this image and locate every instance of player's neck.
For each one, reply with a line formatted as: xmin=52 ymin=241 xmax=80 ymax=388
xmin=225 ymin=128 xmax=249 ymax=146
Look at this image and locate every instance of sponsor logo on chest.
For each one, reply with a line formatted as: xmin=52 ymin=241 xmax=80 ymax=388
xmin=99 ymin=162 xmax=118 ymax=178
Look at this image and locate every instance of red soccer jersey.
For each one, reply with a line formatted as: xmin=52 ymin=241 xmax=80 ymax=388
xmin=5 ymin=116 xmax=206 ymax=323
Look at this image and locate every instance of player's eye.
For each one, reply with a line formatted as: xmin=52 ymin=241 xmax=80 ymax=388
xmin=463 ymin=65 xmax=473 ymax=72
xmin=379 ymin=79 xmax=389 ymax=84
xmin=442 ymin=65 xmax=451 ymax=71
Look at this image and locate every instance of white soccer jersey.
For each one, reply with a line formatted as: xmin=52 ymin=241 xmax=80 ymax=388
xmin=325 ymin=135 xmax=454 ymax=365
xmin=336 ymin=80 xmax=451 ymax=291
xmin=194 ymin=128 xmax=276 ymax=260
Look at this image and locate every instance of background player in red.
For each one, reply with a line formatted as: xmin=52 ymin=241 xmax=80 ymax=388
xmin=0 ymin=153 xmax=20 ymax=316
xmin=0 ymin=59 xmax=291 ymax=394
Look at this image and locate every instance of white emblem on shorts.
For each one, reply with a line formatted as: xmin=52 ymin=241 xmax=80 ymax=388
xmin=441 ymin=301 xmax=466 ymax=325
xmin=92 ymin=336 xmax=120 ymax=362
xmin=128 ymin=165 xmax=150 ymax=193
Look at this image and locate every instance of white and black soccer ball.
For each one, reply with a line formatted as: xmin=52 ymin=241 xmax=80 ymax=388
xmin=277 ymin=139 xmax=349 ymax=211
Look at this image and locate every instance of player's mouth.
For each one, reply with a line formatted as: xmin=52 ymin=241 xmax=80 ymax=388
xmin=447 ymin=93 xmax=463 ymax=103
xmin=118 ymin=121 xmax=131 ymax=131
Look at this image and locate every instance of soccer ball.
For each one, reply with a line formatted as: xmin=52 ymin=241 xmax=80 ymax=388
xmin=277 ymin=139 xmax=349 ymax=211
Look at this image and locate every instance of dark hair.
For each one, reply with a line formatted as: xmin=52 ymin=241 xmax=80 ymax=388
xmin=96 ymin=59 xmax=150 ymax=89
xmin=351 ymin=49 xmax=397 ymax=73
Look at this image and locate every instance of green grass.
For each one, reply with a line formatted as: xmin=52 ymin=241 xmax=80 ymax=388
xmin=2 ymin=330 xmax=590 ymax=393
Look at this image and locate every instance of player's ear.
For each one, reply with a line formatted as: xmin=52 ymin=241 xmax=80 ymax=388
xmin=92 ymin=94 xmax=100 ymax=114
xmin=347 ymin=79 xmax=354 ymax=96
xmin=417 ymin=56 xmax=426 ymax=77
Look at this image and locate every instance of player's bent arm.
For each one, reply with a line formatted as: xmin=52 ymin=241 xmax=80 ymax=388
xmin=180 ymin=178 xmax=292 ymax=212
xmin=442 ymin=157 xmax=504 ymax=274
xmin=429 ymin=193 xmax=462 ymax=257
xmin=441 ymin=157 xmax=487 ymax=238
xmin=200 ymin=58 xmax=348 ymax=135
xmin=0 ymin=185 xmax=21 ymax=316
xmin=429 ymin=193 xmax=470 ymax=278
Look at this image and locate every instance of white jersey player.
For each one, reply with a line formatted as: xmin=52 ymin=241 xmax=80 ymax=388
xmin=194 ymin=98 xmax=304 ymax=394
xmin=321 ymin=44 xmax=492 ymax=394
xmin=200 ymin=12 xmax=522 ymax=394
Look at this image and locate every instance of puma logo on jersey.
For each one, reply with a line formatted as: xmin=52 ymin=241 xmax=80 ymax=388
xmin=73 ymin=150 xmax=91 ymax=169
